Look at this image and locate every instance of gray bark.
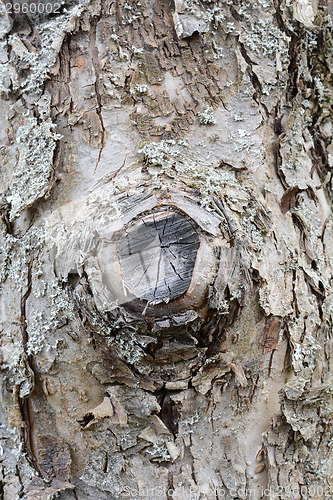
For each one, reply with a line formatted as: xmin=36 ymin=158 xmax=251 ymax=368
xmin=0 ymin=0 xmax=332 ymax=499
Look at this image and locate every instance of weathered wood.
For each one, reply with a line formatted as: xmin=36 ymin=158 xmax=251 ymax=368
xmin=118 ymin=209 xmax=200 ymax=305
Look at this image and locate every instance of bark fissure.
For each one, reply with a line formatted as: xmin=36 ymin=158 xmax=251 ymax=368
xmin=18 ymin=261 xmax=42 ymax=477
xmin=90 ymin=21 xmax=106 ymax=174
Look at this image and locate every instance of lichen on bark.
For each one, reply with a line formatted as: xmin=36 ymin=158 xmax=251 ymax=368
xmin=0 ymin=0 xmax=332 ymax=499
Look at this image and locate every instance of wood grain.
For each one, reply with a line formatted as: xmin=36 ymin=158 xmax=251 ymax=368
xmin=118 ymin=210 xmax=200 ymax=305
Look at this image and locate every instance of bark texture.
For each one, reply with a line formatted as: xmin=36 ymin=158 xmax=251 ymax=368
xmin=0 ymin=0 xmax=332 ymax=499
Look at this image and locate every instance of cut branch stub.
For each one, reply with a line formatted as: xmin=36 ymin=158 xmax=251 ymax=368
xmin=118 ymin=211 xmax=200 ymax=305
xmin=54 ymin=191 xmax=237 ymax=324
xmin=90 ymin=198 xmax=220 ymax=320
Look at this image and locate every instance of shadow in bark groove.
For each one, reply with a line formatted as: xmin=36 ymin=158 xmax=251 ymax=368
xmin=157 ymin=390 xmax=180 ymax=437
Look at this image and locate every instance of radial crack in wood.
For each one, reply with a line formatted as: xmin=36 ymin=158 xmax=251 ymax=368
xmin=118 ymin=210 xmax=200 ymax=305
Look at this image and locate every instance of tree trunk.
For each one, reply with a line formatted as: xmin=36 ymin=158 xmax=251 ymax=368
xmin=0 ymin=0 xmax=332 ymax=499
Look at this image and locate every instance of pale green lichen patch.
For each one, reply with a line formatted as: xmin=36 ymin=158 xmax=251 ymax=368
xmin=0 ymin=225 xmax=44 ymax=391
xmin=26 ymin=280 xmax=75 ymax=356
xmin=0 ymin=6 xmax=83 ymax=220
xmin=140 ymin=138 xmax=221 ymax=174
xmin=138 ymin=139 xmax=241 ymax=211
xmin=7 ymin=117 xmax=61 ymax=220
xmin=244 ymin=18 xmax=290 ymax=62
xmin=198 ymin=105 xmax=216 ymax=125
xmin=292 ymin=335 xmax=322 ymax=374
xmin=134 ymin=84 xmax=149 ymax=95
xmin=139 ymin=139 xmax=180 ymax=169
xmin=0 ymin=4 xmax=84 ymax=97
xmin=0 ymin=225 xmax=43 ymax=288
xmin=107 ymin=330 xmax=147 ymax=365
xmin=26 ymin=311 xmax=48 ymax=356
xmin=232 ymin=2 xmax=291 ymax=64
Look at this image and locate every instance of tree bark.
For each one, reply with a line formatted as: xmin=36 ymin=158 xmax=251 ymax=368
xmin=0 ymin=0 xmax=332 ymax=499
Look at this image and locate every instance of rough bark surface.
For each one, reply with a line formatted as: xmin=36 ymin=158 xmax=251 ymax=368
xmin=0 ymin=0 xmax=332 ymax=499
